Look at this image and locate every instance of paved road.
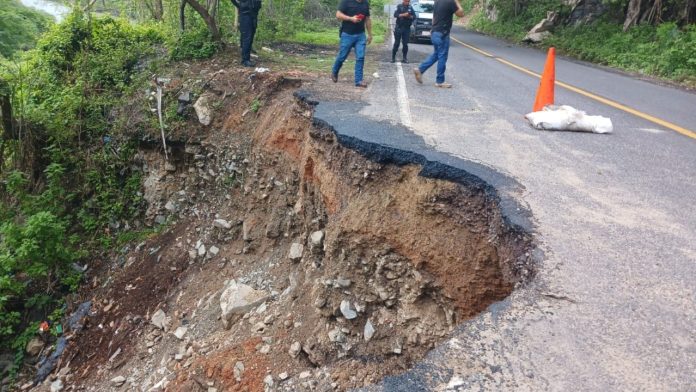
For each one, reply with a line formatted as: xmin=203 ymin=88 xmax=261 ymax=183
xmin=323 ymin=25 xmax=696 ymax=391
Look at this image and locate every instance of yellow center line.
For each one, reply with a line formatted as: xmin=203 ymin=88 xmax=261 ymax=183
xmin=450 ymin=37 xmax=696 ymax=140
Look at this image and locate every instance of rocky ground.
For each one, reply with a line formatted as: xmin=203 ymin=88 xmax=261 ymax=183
xmin=17 ymin=50 xmax=533 ymax=392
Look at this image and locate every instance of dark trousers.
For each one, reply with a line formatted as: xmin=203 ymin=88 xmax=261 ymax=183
xmin=392 ymin=26 xmax=410 ymax=60
xmin=239 ymin=12 xmax=258 ymax=62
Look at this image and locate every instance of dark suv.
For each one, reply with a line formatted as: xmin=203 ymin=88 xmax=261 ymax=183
xmin=410 ymin=0 xmax=434 ymax=42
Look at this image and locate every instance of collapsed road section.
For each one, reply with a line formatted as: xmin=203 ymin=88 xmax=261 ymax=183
xmin=54 ymin=72 xmax=534 ymax=391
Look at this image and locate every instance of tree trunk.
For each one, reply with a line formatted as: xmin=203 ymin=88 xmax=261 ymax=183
xmin=623 ymin=0 xmax=644 ymax=31
xmin=0 ymin=91 xmax=16 ymax=140
xmin=182 ymin=0 xmax=222 ymax=42
xmin=153 ymin=0 xmax=163 ymax=20
xmin=180 ymin=0 xmax=186 ymax=30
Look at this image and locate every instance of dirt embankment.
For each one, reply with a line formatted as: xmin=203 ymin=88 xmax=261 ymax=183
xmin=39 ymin=68 xmax=533 ymax=392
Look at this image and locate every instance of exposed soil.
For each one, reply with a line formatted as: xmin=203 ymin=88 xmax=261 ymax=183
xmin=25 ymin=54 xmax=533 ymax=392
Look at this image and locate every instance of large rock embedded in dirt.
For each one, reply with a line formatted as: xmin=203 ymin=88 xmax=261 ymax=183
xmin=220 ymin=280 xmax=270 ymax=329
xmin=524 ymin=11 xmax=559 ymax=43
xmin=193 ymin=93 xmax=215 ymax=126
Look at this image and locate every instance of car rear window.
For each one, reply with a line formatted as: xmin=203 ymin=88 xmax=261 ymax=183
xmin=413 ymin=3 xmax=434 ymax=12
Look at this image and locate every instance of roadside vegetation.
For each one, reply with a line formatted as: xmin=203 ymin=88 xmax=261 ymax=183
xmin=465 ymin=0 xmax=696 ymax=85
xmin=0 ymin=0 xmax=54 ymax=59
xmin=0 ymin=0 xmax=388 ymax=384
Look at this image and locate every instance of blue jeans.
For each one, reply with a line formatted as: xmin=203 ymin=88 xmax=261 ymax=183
xmin=418 ymin=31 xmax=450 ymax=84
xmin=332 ymin=32 xmax=367 ymax=85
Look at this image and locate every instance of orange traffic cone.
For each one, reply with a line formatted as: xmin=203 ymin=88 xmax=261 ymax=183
xmin=533 ymin=47 xmax=555 ymax=112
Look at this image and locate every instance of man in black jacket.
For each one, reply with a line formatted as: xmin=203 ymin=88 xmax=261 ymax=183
xmin=231 ymin=0 xmax=262 ymax=67
xmin=392 ymin=0 xmax=415 ymax=63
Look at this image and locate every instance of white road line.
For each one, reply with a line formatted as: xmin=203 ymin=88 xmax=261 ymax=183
xmin=390 ymin=20 xmax=412 ymax=128
xmin=395 ymin=62 xmax=412 ymax=128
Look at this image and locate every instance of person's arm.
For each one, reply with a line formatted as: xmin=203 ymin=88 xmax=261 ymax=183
xmin=230 ymin=0 xmax=240 ymax=8
xmin=336 ymin=10 xmax=359 ymax=23
xmin=366 ymin=16 xmax=373 ymax=44
xmin=454 ymin=0 xmax=464 ymax=17
xmin=395 ymin=5 xmax=410 ymax=18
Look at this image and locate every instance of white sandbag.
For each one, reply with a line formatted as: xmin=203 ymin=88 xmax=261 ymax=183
xmin=525 ymin=105 xmax=613 ymax=134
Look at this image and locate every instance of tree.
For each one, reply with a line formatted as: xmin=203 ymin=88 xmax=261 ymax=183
xmin=180 ymin=0 xmax=222 ymax=43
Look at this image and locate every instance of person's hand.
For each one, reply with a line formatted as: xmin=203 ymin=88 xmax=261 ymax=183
xmin=367 ymin=35 xmax=373 ymax=44
xmin=350 ymin=16 xmax=359 ymax=23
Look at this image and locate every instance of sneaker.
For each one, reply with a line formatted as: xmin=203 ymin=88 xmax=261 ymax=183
xmin=241 ymin=60 xmax=255 ymax=67
xmin=413 ymin=69 xmax=423 ymax=84
xmin=331 ymin=73 xmax=338 ymax=83
xmin=435 ymin=82 xmax=452 ymax=88
xmin=402 ymin=58 xmax=409 ymax=64
xmin=390 ymin=58 xmax=396 ymax=63
xmin=356 ymin=81 xmax=368 ymax=88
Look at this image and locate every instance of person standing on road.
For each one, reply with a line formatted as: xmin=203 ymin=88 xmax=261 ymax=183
xmin=331 ymin=0 xmax=373 ymax=88
xmin=392 ymin=0 xmax=415 ymax=63
xmin=413 ymin=0 xmax=464 ymax=88
xmin=231 ymin=0 xmax=262 ymax=67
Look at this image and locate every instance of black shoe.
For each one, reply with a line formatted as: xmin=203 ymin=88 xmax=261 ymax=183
xmin=390 ymin=58 xmax=396 ymax=63
xmin=241 ymin=60 xmax=255 ymax=67
xmin=331 ymin=73 xmax=338 ymax=83
xmin=402 ymin=58 xmax=409 ymax=64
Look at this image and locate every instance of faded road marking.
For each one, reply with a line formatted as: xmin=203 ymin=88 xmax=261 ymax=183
xmin=391 ymin=22 xmax=412 ymax=128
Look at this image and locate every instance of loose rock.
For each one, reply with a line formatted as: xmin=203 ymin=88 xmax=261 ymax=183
xmin=220 ymin=280 xmax=270 ymax=328
xmin=310 ymin=231 xmax=324 ymax=247
xmin=50 ymin=380 xmax=64 ymax=392
xmin=213 ymin=219 xmax=231 ymax=229
xmin=288 ymin=243 xmax=304 ymax=261
xmin=289 ymin=341 xmax=301 ymax=358
xmin=111 ymin=376 xmax=126 ymax=387
xmin=364 ymin=320 xmax=376 ymax=341
xmin=193 ymin=93 xmax=214 ymax=126
xmin=174 ymin=326 xmax=188 ymax=340
xmin=151 ymin=309 xmax=170 ymax=330
xmin=340 ymin=300 xmax=357 ymax=320
xmin=234 ymin=361 xmax=244 ymax=381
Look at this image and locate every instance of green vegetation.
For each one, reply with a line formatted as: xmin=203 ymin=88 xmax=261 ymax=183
xmin=469 ymin=0 xmax=571 ymax=41
xmin=0 ymin=10 xmax=162 ymax=379
xmin=0 ymin=0 xmax=54 ymax=58
xmin=0 ymin=0 xmax=390 ymax=382
xmin=468 ymin=0 xmax=696 ymax=84
xmin=547 ymin=21 xmax=696 ymax=83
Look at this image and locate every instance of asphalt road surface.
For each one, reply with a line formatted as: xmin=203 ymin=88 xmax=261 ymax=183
xmin=317 ymin=22 xmax=696 ymax=391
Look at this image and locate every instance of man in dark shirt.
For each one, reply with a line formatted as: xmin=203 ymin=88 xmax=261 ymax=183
xmin=413 ymin=0 xmax=464 ymax=88
xmin=392 ymin=0 xmax=415 ymax=63
xmin=231 ymin=0 xmax=262 ymax=67
xmin=331 ymin=0 xmax=373 ymax=88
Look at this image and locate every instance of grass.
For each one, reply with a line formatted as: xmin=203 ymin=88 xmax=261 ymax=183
xmin=282 ymin=17 xmax=388 ymax=46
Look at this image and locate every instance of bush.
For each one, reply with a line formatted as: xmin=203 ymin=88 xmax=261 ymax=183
xmin=0 ymin=11 xmax=162 ymax=371
xmin=468 ymin=1 xmax=696 ymax=83
xmin=546 ymin=21 xmax=696 ymax=81
xmin=170 ymin=22 xmax=219 ymax=60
